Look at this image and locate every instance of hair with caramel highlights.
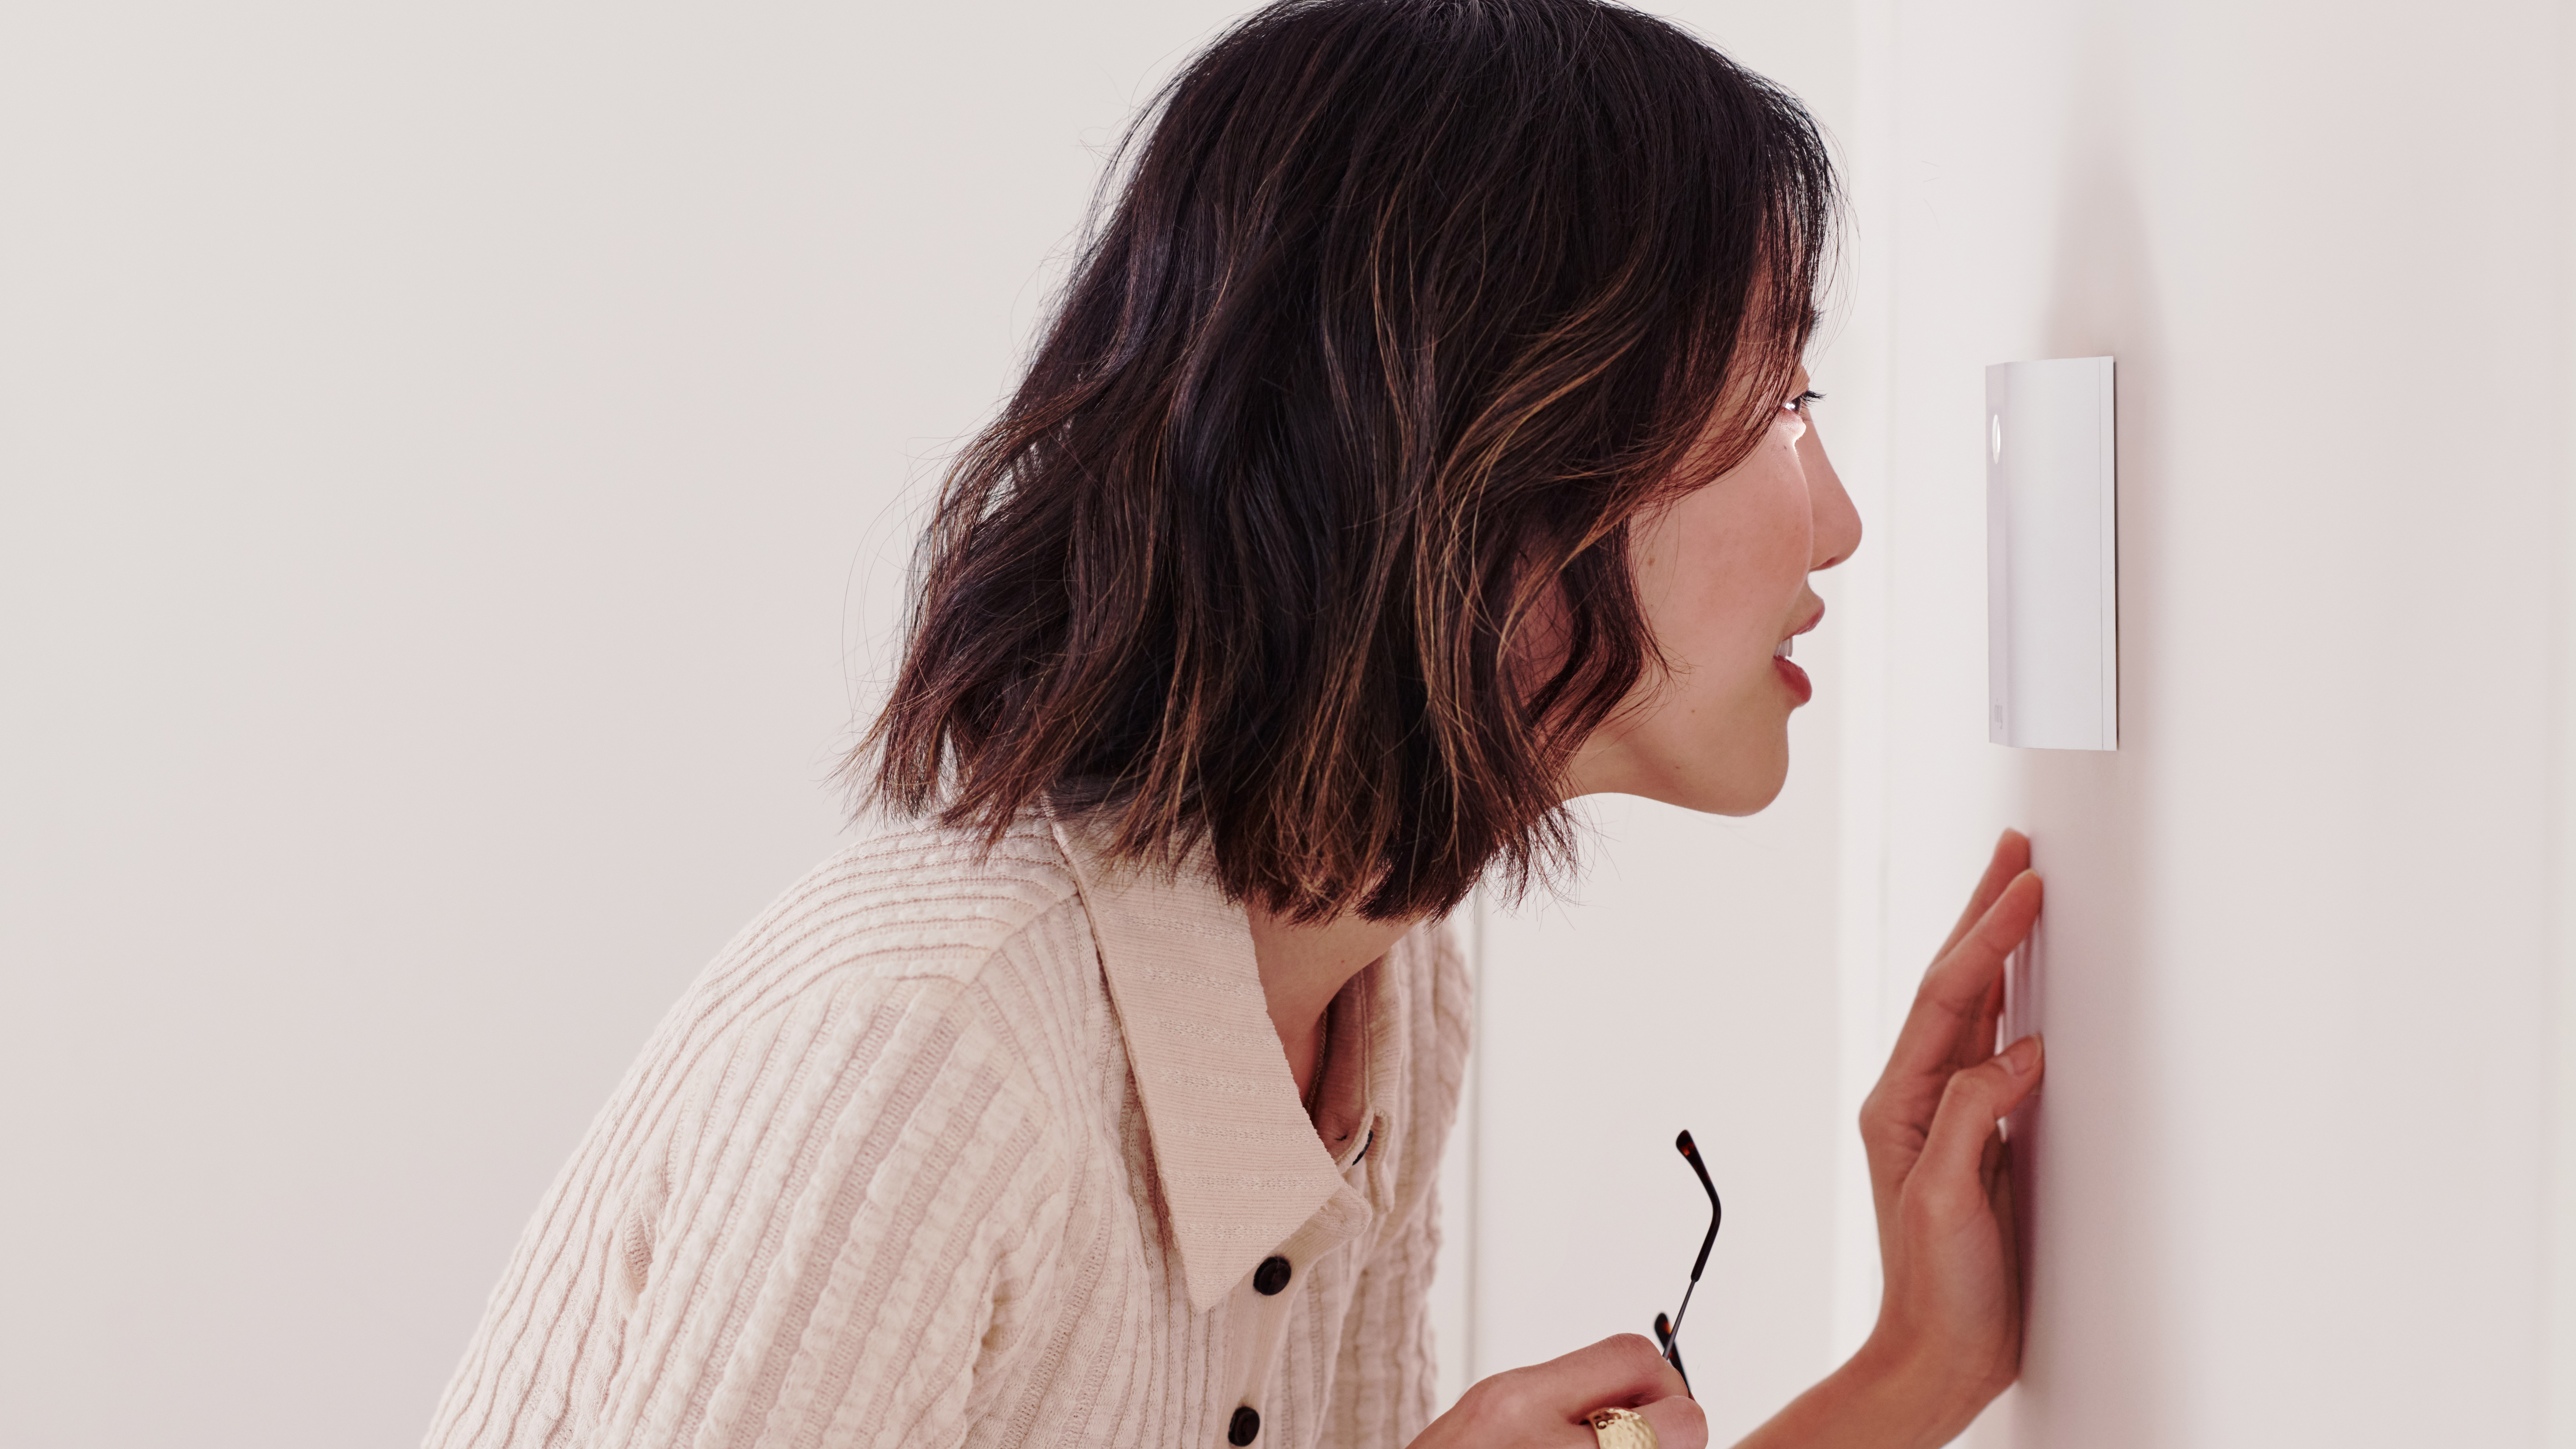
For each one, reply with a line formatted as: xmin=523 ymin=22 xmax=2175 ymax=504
xmin=859 ymin=0 xmax=1836 ymax=921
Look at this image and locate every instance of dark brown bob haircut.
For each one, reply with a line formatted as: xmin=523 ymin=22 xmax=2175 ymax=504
xmin=862 ymin=0 xmax=1836 ymax=922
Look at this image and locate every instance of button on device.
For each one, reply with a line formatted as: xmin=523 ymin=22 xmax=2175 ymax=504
xmin=1252 ymin=1256 xmax=1292 ymax=1296
xmin=1228 ymin=1405 xmax=1261 ymax=1445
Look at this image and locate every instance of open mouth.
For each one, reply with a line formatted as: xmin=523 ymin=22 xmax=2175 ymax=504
xmin=1772 ymin=607 xmax=1818 ymax=704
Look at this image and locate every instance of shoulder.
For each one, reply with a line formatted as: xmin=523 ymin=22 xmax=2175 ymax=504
xmin=697 ymin=811 xmax=1094 ymax=1001
xmin=643 ymin=814 xmax=1103 ymax=1195
xmin=647 ymin=811 xmax=1111 ymax=1142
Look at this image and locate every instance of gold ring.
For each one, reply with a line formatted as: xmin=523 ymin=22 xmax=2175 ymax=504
xmin=1587 ymin=1406 xmax=1658 ymax=1449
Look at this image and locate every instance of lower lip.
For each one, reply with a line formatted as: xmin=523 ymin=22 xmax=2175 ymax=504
xmin=1773 ymin=654 xmax=1812 ymax=704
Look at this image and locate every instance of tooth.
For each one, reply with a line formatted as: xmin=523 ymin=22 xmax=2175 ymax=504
xmin=1776 ymin=638 xmax=1793 ymax=659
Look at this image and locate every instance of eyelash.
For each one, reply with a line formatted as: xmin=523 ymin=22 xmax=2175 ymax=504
xmin=1785 ymin=389 xmax=1825 ymax=412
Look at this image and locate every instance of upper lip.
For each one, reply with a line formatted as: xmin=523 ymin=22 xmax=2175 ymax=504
xmin=1785 ymin=604 xmax=1825 ymax=641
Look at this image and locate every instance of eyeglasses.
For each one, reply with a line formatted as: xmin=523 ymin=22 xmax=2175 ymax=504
xmin=1651 ymin=1129 xmax=1722 ymax=1394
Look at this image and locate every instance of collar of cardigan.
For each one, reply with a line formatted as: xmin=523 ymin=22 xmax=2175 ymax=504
xmin=1051 ymin=817 xmax=1407 ymax=1312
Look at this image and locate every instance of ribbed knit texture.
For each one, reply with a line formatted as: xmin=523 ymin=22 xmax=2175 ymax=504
xmin=422 ymin=813 xmax=1468 ymax=1449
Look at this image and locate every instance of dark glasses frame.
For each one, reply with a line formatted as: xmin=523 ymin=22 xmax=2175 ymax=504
xmin=1651 ymin=1129 xmax=1722 ymax=1393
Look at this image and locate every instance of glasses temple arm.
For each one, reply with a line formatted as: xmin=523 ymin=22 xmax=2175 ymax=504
xmin=1676 ymin=1131 xmax=1723 ymax=1282
xmin=1667 ymin=1131 xmax=1725 ymax=1343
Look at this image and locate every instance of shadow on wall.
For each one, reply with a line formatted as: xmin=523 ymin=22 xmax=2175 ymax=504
xmin=1975 ymin=47 xmax=2176 ymax=1449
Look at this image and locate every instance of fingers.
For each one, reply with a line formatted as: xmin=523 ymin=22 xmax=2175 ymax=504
xmin=1880 ymin=871 xmax=2041 ymax=1090
xmin=1512 ymin=1334 xmax=1688 ymax=1418
xmin=1932 ymin=830 xmax=2031 ymax=964
xmin=1917 ymin=1036 xmax=2044 ymax=1214
xmin=1438 ymin=1337 xmax=1700 ymax=1449
xmin=1870 ymin=833 xmax=2037 ymax=1137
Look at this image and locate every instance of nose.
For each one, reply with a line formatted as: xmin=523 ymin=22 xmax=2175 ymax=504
xmin=1799 ymin=419 xmax=1861 ymax=570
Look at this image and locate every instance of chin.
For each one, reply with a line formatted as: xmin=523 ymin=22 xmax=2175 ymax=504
xmin=1700 ymin=775 xmax=1789 ymax=817
xmin=1624 ymin=751 xmax=1792 ymax=817
xmin=1569 ymin=712 xmax=1795 ymax=815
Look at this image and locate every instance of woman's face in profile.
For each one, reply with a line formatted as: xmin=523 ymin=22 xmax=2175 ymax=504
xmin=1569 ymin=363 xmax=1862 ymax=814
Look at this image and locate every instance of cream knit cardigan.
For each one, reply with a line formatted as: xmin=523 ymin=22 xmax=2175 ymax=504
xmin=423 ymin=812 xmax=1470 ymax=1449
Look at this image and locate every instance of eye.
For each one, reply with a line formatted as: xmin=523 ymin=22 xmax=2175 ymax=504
xmin=1783 ymin=389 xmax=1825 ymax=414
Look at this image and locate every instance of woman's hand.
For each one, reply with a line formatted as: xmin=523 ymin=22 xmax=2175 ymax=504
xmin=1428 ymin=834 xmax=2041 ymax=1449
xmin=1734 ymin=829 xmax=2046 ymax=1449
xmin=1849 ymin=828 xmax=2044 ymax=1439
xmin=1408 ymin=1335 xmax=1706 ymax=1449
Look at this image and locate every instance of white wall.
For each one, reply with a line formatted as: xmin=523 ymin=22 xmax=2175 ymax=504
xmin=2558 ymin=22 xmax=2576 ymax=1428
xmin=1494 ymin=8 xmax=2576 ymax=1449
xmin=1845 ymin=3 xmax=2565 ymax=1445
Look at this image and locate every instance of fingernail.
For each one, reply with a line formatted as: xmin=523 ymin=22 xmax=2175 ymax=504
xmin=2002 ymin=1035 xmax=2042 ymax=1075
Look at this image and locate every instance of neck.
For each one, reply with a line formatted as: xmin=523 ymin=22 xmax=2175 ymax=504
xmin=1245 ymin=902 xmax=1421 ymax=1103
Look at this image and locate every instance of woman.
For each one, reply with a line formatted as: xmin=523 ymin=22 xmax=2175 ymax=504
xmin=424 ymin=2 xmax=2045 ymax=1446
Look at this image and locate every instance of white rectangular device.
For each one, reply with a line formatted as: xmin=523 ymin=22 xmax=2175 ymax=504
xmin=1986 ymin=356 xmax=2118 ymax=751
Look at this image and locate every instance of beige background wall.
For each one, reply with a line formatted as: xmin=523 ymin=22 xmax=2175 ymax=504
xmin=0 ymin=2 xmax=1230 ymax=1442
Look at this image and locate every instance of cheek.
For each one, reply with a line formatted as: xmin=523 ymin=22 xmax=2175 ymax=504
xmin=1649 ymin=473 xmax=1812 ymax=667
